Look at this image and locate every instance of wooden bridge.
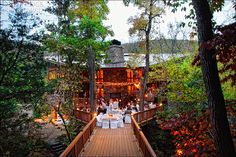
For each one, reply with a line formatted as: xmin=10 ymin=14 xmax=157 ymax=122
xmin=60 ymin=108 xmax=158 ymax=157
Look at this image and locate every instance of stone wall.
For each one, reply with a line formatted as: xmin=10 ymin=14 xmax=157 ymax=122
xmin=106 ymin=45 xmax=124 ymax=64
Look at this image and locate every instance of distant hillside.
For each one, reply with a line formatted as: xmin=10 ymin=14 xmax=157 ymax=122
xmin=122 ymin=39 xmax=198 ymax=54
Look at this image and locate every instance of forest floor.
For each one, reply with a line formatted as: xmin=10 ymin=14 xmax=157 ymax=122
xmin=28 ymin=122 xmax=66 ymax=157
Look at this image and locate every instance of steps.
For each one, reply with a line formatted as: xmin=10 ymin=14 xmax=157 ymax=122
xmin=50 ymin=142 xmax=67 ymax=157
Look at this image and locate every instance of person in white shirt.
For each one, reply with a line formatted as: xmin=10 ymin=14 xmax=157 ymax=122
xmin=101 ymin=100 xmax=107 ymax=113
xmin=112 ymin=99 xmax=119 ymax=109
xmin=136 ymin=104 xmax=140 ymax=111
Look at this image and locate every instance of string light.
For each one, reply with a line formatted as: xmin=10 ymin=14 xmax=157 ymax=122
xmin=134 ymin=82 xmax=140 ymax=89
xmin=93 ymin=113 xmax=97 ymax=117
xmin=96 ymin=82 xmax=136 ymax=86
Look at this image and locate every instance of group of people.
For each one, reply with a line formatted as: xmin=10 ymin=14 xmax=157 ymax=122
xmin=96 ymin=97 xmax=140 ymax=115
xmin=76 ymin=97 xmax=156 ymax=115
xmin=97 ymin=98 xmax=117 ymax=114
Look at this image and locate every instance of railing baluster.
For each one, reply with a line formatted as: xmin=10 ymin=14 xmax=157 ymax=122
xmin=74 ymin=144 xmax=77 ymax=157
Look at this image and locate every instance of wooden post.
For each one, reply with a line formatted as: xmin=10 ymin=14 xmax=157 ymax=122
xmin=88 ymin=47 xmax=96 ymax=113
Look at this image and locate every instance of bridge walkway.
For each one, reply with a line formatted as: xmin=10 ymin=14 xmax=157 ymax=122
xmin=80 ymin=124 xmax=143 ymax=157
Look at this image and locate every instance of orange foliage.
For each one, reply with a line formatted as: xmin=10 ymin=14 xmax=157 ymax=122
xmin=160 ymin=102 xmax=236 ymax=156
xmin=192 ymin=22 xmax=236 ymax=86
xmin=160 ymin=110 xmax=216 ymax=156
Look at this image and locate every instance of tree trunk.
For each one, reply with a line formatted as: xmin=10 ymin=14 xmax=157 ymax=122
xmin=140 ymin=35 xmax=150 ymax=112
xmin=139 ymin=76 xmax=145 ymax=111
xmin=88 ymin=46 xmax=96 ymax=114
xmin=139 ymin=0 xmax=153 ymax=111
xmin=58 ymin=110 xmax=72 ymax=142
xmin=192 ymin=0 xmax=235 ymax=156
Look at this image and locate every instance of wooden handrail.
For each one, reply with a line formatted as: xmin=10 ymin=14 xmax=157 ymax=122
xmin=59 ymin=116 xmax=96 ymax=157
xmin=74 ymin=110 xmax=91 ymax=123
xmin=131 ymin=108 xmax=158 ymax=157
xmin=133 ymin=107 xmax=157 ymax=124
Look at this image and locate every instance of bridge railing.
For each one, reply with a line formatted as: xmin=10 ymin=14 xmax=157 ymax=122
xmin=74 ymin=110 xmax=91 ymax=123
xmin=59 ymin=116 xmax=96 ymax=157
xmin=133 ymin=107 xmax=157 ymax=124
xmin=131 ymin=107 xmax=158 ymax=157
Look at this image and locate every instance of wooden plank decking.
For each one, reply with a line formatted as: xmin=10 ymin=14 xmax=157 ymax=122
xmin=80 ymin=124 xmax=143 ymax=157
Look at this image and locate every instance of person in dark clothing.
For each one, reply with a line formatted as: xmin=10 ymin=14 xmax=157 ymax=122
xmin=97 ymin=106 xmax=103 ymax=115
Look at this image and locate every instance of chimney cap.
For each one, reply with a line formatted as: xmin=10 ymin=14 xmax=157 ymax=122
xmin=111 ymin=39 xmax=121 ymax=45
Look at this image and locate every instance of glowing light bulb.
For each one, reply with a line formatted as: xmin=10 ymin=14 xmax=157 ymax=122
xmin=176 ymin=149 xmax=183 ymax=155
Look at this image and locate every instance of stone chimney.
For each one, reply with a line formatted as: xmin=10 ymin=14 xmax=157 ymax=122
xmin=106 ymin=40 xmax=124 ymax=65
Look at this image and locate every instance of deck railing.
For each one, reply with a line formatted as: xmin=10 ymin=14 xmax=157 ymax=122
xmin=133 ymin=107 xmax=157 ymax=124
xmin=131 ymin=108 xmax=158 ymax=157
xmin=59 ymin=116 xmax=96 ymax=157
xmin=74 ymin=110 xmax=91 ymax=123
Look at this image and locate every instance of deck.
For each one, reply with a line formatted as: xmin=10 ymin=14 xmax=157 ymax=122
xmin=79 ymin=124 xmax=143 ymax=157
xmin=60 ymin=108 xmax=158 ymax=157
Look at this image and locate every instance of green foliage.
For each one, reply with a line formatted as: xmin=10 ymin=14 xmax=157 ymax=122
xmin=44 ymin=0 xmax=112 ymax=142
xmin=33 ymin=102 xmax=51 ymax=118
xmin=157 ymin=102 xmax=206 ymax=121
xmin=166 ymin=55 xmax=207 ymax=104
xmin=0 ymin=4 xmax=47 ymax=156
xmin=57 ymin=118 xmax=84 ymax=145
xmin=72 ymin=0 xmax=109 ymax=20
xmin=150 ymin=54 xmax=207 ymax=104
xmin=44 ymin=0 xmax=112 ymax=93
xmin=0 ymin=8 xmax=46 ymax=103
xmin=127 ymin=0 xmax=166 ymax=110
xmin=156 ymin=106 xmax=178 ymax=120
xmin=127 ymin=0 xmax=164 ymax=39
xmin=43 ymin=0 xmax=112 ymax=97
xmin=0 ymin=104 xmax=34 ymax=157
xmin=222 ymin=81 xmax=236 ymax=100
xmin=0 ymin=130 xmax=33 ymax=157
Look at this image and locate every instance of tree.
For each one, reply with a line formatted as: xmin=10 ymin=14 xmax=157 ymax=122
xmin=191 ymin=0 xmax=235 ymax=156
xmin=160 ymin=0 xmax=235 ymax=155
xmin=0 ymin=3 xmax=47 ymax=156
xmin=125 ymin=0 xmax=235 ymax=155
xmin=125 ymin=0 xmax=164 ymax=111
xmin=193 ymin=22 xmax=236 ymax=87
xmin=44 ymin=0 xmax=83 ymax=143
xmin=44 ymin=0 xmax=111 ymax=143
xmin=153 ymin=22 xmax=196 ymax=54
xmin=70 ymin=0 xmax=112 ymax=113
xmin=45 ymin=0 xmax=111 ymax=110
